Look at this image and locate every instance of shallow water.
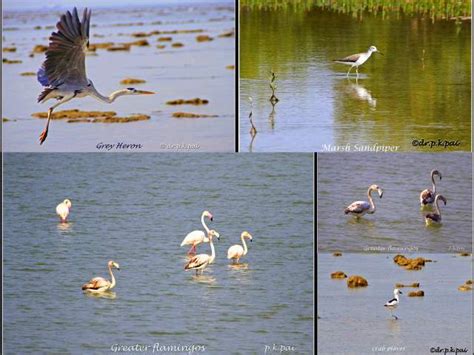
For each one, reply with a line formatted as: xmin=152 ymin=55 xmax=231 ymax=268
xmin=318 ymin=253 xmax=473 ymax=355
xmin=317 ymin=153 xmax=472 ymax=252
xmin=3 ymin=3 xmax=235 ymax=152
xmin=240 ymin=9 xmax=471 ymax=152
xmin=3 ymin=153 xmax=313 ymax=353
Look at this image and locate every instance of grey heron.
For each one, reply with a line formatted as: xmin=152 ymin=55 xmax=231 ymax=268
xmin=37 ymin=7 xmax=155 ymax=144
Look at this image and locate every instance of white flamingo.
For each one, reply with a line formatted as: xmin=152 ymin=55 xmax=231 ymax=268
xmin=82 ymin=260 xmax=120 ymax=293
xmin=56 ymin=199 xmax=72 ymax=222
xmin=425 ymin=194 xmax=447 ymax=226
xmin=180 ymin=210 xmax=214 ymax=255
xmin=344 ymin=184 xmax=383 ymax=218
xmin=227 ymin=231 xmax=253 ymax=264
xmin=184 ymin=230 xmax=219 ymax=275
xmin=420 ymin=170 xmax=442 ymax=207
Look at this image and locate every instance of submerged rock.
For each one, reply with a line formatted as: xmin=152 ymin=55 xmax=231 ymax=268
xmin=21 ymin=72 xmax=36 ymax=76
xmin=32 ymin=44 xmax=48 ymax=53
xmin=332 ymin=252 xmax=342 ymax=257
xmin=172 ymin=42 xmax=184 ymax=48
xmin=156 ymin=45 xmax=166 ymax=49
xmin=331 ymin=271 xmax=347 ymax=279
xmin=2 ymin=58 xmax=22 ymax=64
xmin=196 ymin=35 xmax=213 ymax=42
xmin=127 ymin=39 xmax=149 ymax=47
xmin=466 ymin=280 xmax=473 ymax=285
xmin=395 ymin=282 xmax=420 ymax=288
xmin=226 ymin=65 xmax=235 ymax=70
xmin=393 ymin=254 xmax=430 ymax=270
xmin=458 ymin=285 xmax=472 ymax=291
xmin=120 ymin=78 xmax=146 ymax=85
xmin=157 ymin=37 xmax=172 ymax=42
xmin=131 ymin=32 xmax=150 ymax=38
xmin=166 ymin=98 xmax=209 ymax=105
xmin=459 ymin=252 xmax=471 ymax=257
xmin=107 ymin=45 xmax=130 ymax=51
xmin=172 ymin=112 xmax=218 ymax=118
xmin=32 ymin=109 xmax=117 ymax=119
xmin=3 ymin=47 xmax=17 ymax=52
xmin=89 ymin=42 xmax=114 ymax=50
xmin=408 ymin=290 xmax=424 ymax=297
xmin=68 ymin=114 xmax=150 ymax=123
xmin=347 ymin=275 xmax=368 ymax=288
xmin=218 ymin=30 xmax=234 ymax=37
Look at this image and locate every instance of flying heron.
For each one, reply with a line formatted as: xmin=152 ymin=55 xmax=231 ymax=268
xmin=37 ymin=7 xmax=155 ymax=144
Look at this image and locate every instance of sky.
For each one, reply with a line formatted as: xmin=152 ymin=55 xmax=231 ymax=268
xmin=3 ymin=0 xmax=232 ymax=11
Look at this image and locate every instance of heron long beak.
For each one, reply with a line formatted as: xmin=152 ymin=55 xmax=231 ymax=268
xmin=136 ymin=90 xmax=155 ymax=95
xmin=377 ymin=51 xmax=384 ymax=56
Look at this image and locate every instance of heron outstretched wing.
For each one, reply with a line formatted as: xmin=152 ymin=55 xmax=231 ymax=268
xmin=39 ymin=7 xmax=91 ymax=88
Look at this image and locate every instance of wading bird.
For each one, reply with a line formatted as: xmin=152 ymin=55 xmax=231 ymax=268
xmin=37 ymin=7 xmax=155 ymax=144
xmin=425 ymin=194 xmax=447 ymax=226
xmin=82 ymin=260 xmax=120 ymax=293
xmin=184 ymin=230 xmax=220 ymax=275
xmin=420 ymin=170 xmax=442 ymax=207
xmin=56 ymin=199 xmax=72 ymax=222
xmin=180 ymin=210 xmax=215 ymax=255
xmin=334 ymin=46 xmax=383 ymax=77
xmin=344 ymin=184 xmax=383 ymax=218
xmin=384 ymin=288 xmax=402 ymax=319
xmin=227 ymin=231 xmax=253 ymax=264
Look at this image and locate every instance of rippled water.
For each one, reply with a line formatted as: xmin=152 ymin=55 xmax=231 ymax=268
xmin=318 ymin=253 xmax=473 ymax=354
xmin=240 ymin=9 xmax=471 ymax=152
xmin=3 ymin=153 xmax=313 ymax=353
xmin=317 ymin=153 xmax=472 ymax=252
xmin=3 ymin=3 xmax=235 ymax=152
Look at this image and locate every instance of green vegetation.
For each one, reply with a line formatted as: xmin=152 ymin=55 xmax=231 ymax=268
xmin=240 ymin=0 xmax=471 ymax=20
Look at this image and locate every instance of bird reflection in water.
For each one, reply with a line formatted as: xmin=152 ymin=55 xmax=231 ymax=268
xmin=347 ymin=78 xmax=377 ymax=108
xmin=85 ymin=291 xmax=117 ymax=300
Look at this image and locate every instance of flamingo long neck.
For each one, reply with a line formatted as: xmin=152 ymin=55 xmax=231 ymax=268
xmin=108 ymin=265 xmax=116 ymax=289
xmin=434 ymin=196 xmax=442 ymax=217
xmin=367 ymin=188 xmax=376 ymax=213
xmin=89 ymin=87 xmax=130 ymax=104
xmin=209 ymin=238 xmax=215 ymax=264
xmin=201 ymin=213 xmax=210 ymax=234
xmin=241 ymin=235 xmax=248 ymax=256
xmin=431 ymin=173 xmax=437 ymax=194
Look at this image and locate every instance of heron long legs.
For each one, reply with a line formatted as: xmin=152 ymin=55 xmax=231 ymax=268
xmin=39 ymin=94 xmax=75 ymax=144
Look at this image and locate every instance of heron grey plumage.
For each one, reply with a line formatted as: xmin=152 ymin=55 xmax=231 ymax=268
xmin=37 ymin=7 xmax=155 ymax=144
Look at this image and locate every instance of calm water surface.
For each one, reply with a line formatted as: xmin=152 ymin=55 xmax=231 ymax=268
xmin=318 ymin=253 xmax=473 ymax=354
xmin=3 ymin=3 xmax=235 ymax=152
xmin=317 ymin=153 xmax=472 ymax=252
xmin=3 ymin=153 xmax=313 ymax=353
xmin=240 ymin=9 xmax=471 ymax=152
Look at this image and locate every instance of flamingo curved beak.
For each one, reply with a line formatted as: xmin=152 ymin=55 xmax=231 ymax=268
xmin=136 ymin=90 xmax=155 ymax=95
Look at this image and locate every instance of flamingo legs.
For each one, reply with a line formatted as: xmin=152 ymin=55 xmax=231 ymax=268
xmin=187 ymin=244 xmax=197 ymax=255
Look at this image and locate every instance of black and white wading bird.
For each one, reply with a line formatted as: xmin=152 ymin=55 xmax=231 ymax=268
xmin=37 ymin=7 xmax=155 ymax=144
xmin=344 ymin=184 xmax=383 ymax=218
xmin=424 ymin=194 xmax=447 ymax=226
xmin=384 ymin=288 xmax=402 ymax=319
xmin=419 ymin=170 xmax=442 ymax=207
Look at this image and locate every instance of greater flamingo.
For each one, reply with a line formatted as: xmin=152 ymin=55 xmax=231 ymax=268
xmin=184 ymin=230 xmax=219 ymax=275
xmin=420 ymin=170 xmax=442 ymax=207
xmin=181 ymin=210 xmax=214 ymax=254
xmin=82 ymin=260 xmax=120 ymax=293
xmin=227 ymin=231 xmax=253 ymax=264
xmin=425 ymin=194 xmax=447 ymax=226
xmin=344 ymin=184 xmax=383 ymax=218
xmin=56 ymin=199 xmax=72 ymax=222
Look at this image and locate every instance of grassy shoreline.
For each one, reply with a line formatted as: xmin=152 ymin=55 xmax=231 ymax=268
xmin=240 ymin=0 xmax=471 ymax=20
